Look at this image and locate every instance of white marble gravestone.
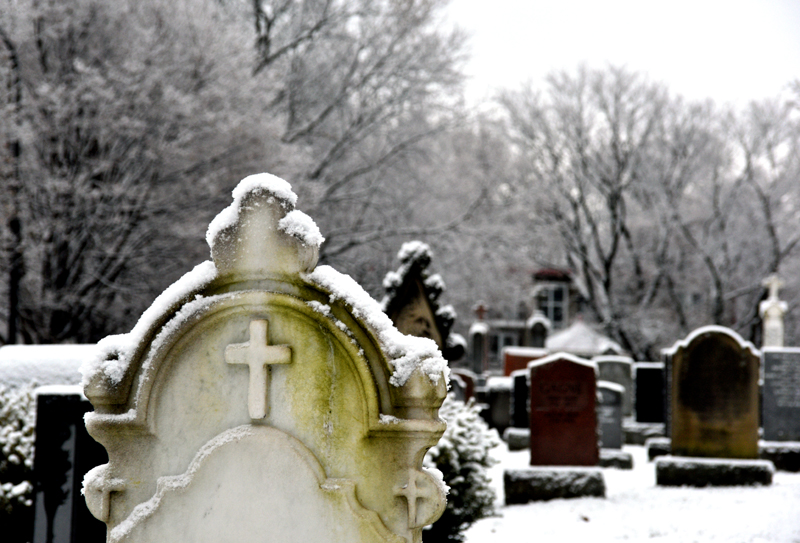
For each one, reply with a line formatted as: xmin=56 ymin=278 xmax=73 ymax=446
xmin=80 ymin=174 xmax=449 ymax=543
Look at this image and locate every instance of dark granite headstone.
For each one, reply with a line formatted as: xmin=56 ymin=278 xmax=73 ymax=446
xmin=529 ymin=353 xmax=598 ymax=466
xmin=665 ymin=326 xmax=760 ymax=459
xmin=597 ymin=381 xmax=623 ymax=449
xmin=485 ymin=376 xmax=512 ymax=435
xmin=594 ymin=356 xmax=633 ymax=417
xmin=634 ymin=362 xmax=665 ymax=423
xmin=511 ymin=369 xmax=529 ymax=428
xmin=762 ymin=347 xmax=800 ymax=441
xmin=32 ymin=387 xmax=107 ymax=543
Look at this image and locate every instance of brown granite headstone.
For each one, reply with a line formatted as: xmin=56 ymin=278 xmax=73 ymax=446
xmin=528 ymin=353 xmax=598 ymax=466
xmin=666 ymin=326 xmax=760 ymax=459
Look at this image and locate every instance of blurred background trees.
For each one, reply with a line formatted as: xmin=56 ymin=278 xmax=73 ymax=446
xmin=1 ymin=0 xmax=799 ymax=353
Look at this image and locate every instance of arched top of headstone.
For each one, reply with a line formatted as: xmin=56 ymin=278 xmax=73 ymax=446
xmin=662 ymin=325 xmax=760 ymax=359
xmin=79 ymin=174 xmax=449 ymax=542
xmin=527 ymin=351 xmax=598 ymax=374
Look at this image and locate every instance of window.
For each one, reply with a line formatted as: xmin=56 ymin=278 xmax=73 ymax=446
xmin=536 ymin=284 xmax=569 ymax=329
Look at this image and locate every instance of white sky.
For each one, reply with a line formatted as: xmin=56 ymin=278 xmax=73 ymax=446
xmin=445 ymin=0 xmax=800 ymax=108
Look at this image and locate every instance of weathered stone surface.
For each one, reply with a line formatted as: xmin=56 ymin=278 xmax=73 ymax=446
xmin=762 ymin=348 xmax=800 ymax=441
xmin=593 ymin=355 xmax=633 ymax=417
xmin=504 ymin=468 xmax=605 ymax=503
xmin=528 ymin=353 xmax=598 ymax=466
xmin=655 ymin=457 xmax=774 ymax=487
xmin=81 ymin=174 xmax=449 ymax=543
xmin=598 ymin=449 xmax=633 ymax=470
xmin=664 ymin=326 xmax=760 ymax=459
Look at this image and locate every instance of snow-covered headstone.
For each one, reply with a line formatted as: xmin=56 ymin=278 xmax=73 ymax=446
xmin=665 ymin=326 xmax=760 ymax=459
xmin=528 ymin=353 xmax=599 ymax=466
xmin=593 ymin=355 xmax=634 ymax=417
xmin=80 ymin=174 xmax=449 ymax=543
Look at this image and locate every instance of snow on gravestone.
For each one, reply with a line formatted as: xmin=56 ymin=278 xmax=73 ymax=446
xmin=528 ymin=353 xmax=599 ymax=466
xmin=80 ymin=174 xmax=449 ymax=543
xmin=665 ymin=326 xmax=760 ymax=459
xmin=593 ymin=355 xmax=633 ymax=417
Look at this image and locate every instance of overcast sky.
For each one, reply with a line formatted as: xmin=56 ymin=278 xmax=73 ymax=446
xmin=445 ymin=0 xmax=800 ymax=108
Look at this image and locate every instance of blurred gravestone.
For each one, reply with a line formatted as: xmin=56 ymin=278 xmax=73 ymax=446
xmin=665 ymin=326 xmax=760 ymax=459
xmin=382 ymin=241 xmax=465 ymax=363
xmin=484 ymin=376 xmax=512 ymax=435
xmin=510 ymin=369 xmax=529 ymax=429
xmin=529 ymin=353 xmax=598 ymax=466
xmin=597 ymin=381 xmax=623 ymax=450
xmin=762 ymin=347 xmax=800 ymax=441
xmin=634 ymin=362 xmax=665 ymax=423
xmin=593 ymin=355 xmax=633 ymax=417
xmin=503 ymin=346 xmax=547 ymax=377
xmin=81 ymin=174 xmax=449 ymax=543
xmin=525 ymin=311 xmax=550 ymax=348
xmin=32 ymin=386 xmax=107 ymax=543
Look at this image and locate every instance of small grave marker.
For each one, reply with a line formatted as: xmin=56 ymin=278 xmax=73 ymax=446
xmin=593 ymin=355 xmax=633 ymax=417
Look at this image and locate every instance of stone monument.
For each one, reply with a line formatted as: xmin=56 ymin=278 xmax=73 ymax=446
xmin=762 ymin=347 xmax=800 ymax=441
xmin=664 ymin=326 xmax=760 ymax=459
xmin=528 ymin=353 xmax=599 ymax=466
xmin=760 ymin=274 xmax=787 ymax=348
xmin=80 ymin=174 xmax=449 ymax=543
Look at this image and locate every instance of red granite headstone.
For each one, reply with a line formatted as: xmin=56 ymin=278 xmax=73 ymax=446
xmin=529 ymin=353 xmax=598 ymax=466
xmin=503 ymin=346 xmax=548 ymax=376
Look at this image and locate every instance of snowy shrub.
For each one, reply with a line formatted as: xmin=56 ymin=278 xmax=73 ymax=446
xmin=0 ymin=385 xmax=36 ymax=528
xmin=423 ymin=394 xmax=499 ymax=542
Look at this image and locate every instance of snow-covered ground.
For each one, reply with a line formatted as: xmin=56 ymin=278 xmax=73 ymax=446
xmin=465 ymin=443 xmax=800 ymax=542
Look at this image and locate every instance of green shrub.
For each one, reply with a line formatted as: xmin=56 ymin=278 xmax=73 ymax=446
xmin=423 ymin=394 xmax=499 ymax=542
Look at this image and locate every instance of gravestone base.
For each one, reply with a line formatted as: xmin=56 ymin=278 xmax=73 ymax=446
xmin=646 ymin=437 xmax=672 ymax=461
xmin=655 ymin=457 xmax=774 ymax=487
xmin=503 ymin=468 xmax=606 ymax=504
xmin=623 ymin=420 xmax=665 ymax=445
xmin=759 ymin=441 xmax=800 ymax=472
xmin=599 ymin=449 xmax=633 ymax=469
xmin=502 ymin=427 xmax=530 ymax=451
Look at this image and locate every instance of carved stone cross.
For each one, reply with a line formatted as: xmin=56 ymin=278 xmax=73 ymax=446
xmin=225 ymin=319 xmax=292 ymax=419
xmin=394 ymin=468 xmax=438 ymax=529
xmin=763 ymin=274 xmax=784 ymax=301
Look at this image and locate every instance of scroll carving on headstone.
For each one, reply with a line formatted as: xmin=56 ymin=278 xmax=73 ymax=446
xmin=80 ymin=174 xmax=449 ymax=543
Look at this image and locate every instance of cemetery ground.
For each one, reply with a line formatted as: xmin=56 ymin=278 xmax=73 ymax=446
xmin=464 ymin=443 xmax=800 ymax=542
